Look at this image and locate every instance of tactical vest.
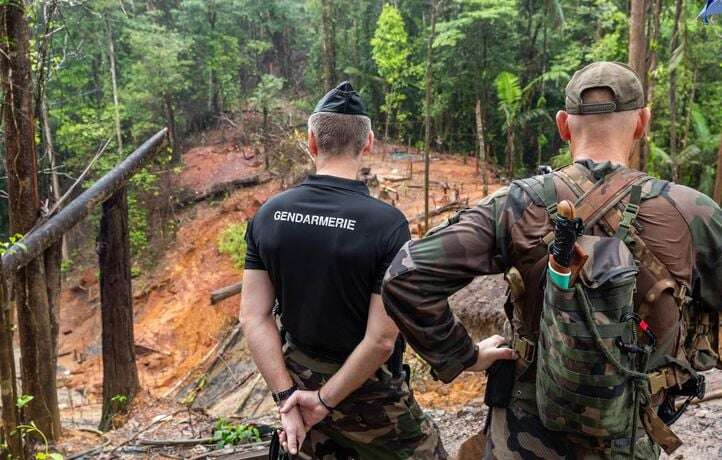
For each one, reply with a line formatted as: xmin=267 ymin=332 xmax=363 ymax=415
xmin=506 ymin=164 xmax=719 ymax=455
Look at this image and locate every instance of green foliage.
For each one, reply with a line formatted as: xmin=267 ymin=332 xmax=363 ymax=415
xmin=495 ymin=72 xmax=522 ymax=118
xmin=0 ymin=234 xmax=25 ymax=256
xmin=212 ymin=419 xmax=261 ymax=448
xmin=14 ymin=421 xmax=63 ymax=460
xmin=17 ymin=394 xmax=34 ymax=409
xmin=371 ymin=4 xmax=414 ymax=134
xmin=218 ymin=222 xmax=248 ymax=271
xmin=550 ymin=149 xmax=572 ymax=169
xmin=4 ymin=0 xmax=720 ymax=249
xmin=249 ymin=74 xmax=285 ymax=114
xmin=110 ymin=394 xmax=128 ymax=413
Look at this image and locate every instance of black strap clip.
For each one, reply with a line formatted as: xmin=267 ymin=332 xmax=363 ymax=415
xmin=658 ymin=373 xmax=706 ymax=425
xmin=616 ymin=313 xmax=656 ymax=354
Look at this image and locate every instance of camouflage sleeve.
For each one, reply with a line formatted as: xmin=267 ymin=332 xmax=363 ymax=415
xmin=668 ymin=184 xmax=722 ymax=311
xmin=382 ymin=187 xmax=524 ymax=383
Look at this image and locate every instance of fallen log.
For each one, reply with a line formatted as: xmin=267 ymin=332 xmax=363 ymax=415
xmin=176 ymin=173 xmax=272 ymax=208
xmin=211 ymin=281 xmax=243 ymax=305
xmin=137 ymin=437 xmax=214 ymax=446
xmin=409 ymin=200 xmax=467 ymax=224
xmin=382 ymin=175 xmax=411 ymax=183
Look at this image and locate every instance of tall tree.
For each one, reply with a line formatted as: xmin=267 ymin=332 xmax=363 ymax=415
xmin=668 ymin=0 xmax=684 ymax=183
xmin=0 ymin=0 xmax=61 ymax=441
xmin=106 ymin=19 xmax=124 ymax=156
xmin=628 ymin=0 xmax=647 ymax=170
xmin=320 ymin=0 xmax=337 ymax=89
xmin=98 ymin=189 xmax=140 ymax=431
xmin=423 ymin=0 xmax=439 ymax=232
xmin=371 ymin=4 xmax=412 ymax=140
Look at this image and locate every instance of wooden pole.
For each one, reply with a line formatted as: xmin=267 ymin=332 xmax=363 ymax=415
xmin=0 ymin=274 xmax=23 ymax=459
xmin=98 ymin=188 xmax=140 ymax=431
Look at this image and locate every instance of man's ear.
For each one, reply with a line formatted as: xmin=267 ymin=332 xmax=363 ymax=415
xmin=556 ymin=111 xmax=571 ymax=141
xmin=361 ymin=131 xmax=375 ymax=157
xmin=308 ymin=130 xmax=319 ymax=157
xmin=633 ymin=107 xmax=651 ymax=140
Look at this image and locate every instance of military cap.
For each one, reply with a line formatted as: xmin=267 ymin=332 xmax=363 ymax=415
xmin=313 ymin=81 xmax=368 ymax=116
xmin=565 ymin=62 xmax=645 ymax=115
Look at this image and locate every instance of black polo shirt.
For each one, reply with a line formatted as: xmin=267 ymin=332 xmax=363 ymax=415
xmin=244 ymin=174 xmax=410 ymax=364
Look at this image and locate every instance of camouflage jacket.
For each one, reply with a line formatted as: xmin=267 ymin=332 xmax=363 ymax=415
xmin=382 ymin=160 xmax=722 ymax=383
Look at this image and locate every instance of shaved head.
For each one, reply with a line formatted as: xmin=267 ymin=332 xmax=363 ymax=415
xmin=556 ymin=87 xmax=651 ymax=166
xmin=567 ymin=88 xmax=638 ymax=140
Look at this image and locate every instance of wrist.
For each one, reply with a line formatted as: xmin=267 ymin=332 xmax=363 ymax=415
xmin=317 ymin=388 xmax=335 ymax=412
xmin=462 ymin=344 xmax=480 ymax=369
xmin=272 ymin=384 xmax=298 ymax=407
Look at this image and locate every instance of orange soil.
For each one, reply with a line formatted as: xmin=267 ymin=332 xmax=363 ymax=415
xmin=58 ymin=135 xmax=499 ymax=411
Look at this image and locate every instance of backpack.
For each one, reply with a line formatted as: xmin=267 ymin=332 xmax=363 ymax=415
xmin=515 ymin=165 xmax=714 ymax=456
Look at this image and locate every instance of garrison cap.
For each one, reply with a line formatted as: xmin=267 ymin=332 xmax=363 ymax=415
xmin=565 ymin=62 xmax=645 ymax=115
xmin=313 ymin=81 xmax=368 ymax=116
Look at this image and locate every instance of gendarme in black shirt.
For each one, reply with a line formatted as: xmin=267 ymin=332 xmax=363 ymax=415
xmin=244 ymin=174 xmax=410 ymax=363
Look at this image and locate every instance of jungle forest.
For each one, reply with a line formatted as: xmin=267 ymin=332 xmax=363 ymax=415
xmin=0 ymin=0 xmax=721 ymax=458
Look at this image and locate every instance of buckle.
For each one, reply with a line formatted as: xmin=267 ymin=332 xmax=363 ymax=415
xmin=513 ymin=336 xmax=536 ymax=363
xmin=625 ymin=203 xmax=640 ymax=213
xmin=648 ymin=366 xmax=682 ymax=395
xmin=649 ymin=370 xmax=670 ymax=395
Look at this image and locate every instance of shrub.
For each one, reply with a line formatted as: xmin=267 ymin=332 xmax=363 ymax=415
xmin=218 ymin=222 xmax=248 ymax=271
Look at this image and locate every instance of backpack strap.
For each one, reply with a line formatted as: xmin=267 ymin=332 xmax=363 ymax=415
xmin=555 ymin=164 xmax=684 ymax=312
xmin=614 ymin=184 xmax=642 ymax=242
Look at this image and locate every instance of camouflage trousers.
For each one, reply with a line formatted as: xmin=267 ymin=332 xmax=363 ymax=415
xmin=283 ymin=343 xmax=447 ymax=460
xmin=483 ymin=384 xmax=661 ymax=460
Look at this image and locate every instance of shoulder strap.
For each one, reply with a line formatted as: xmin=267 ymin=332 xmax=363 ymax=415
xmin=555 ymin=164 xmax=685 ymax=309
xmin=570 ymin=166 xmax=648 ymax=232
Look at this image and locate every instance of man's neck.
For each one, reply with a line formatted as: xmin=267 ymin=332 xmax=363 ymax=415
xmin=315 ymin=154 xmax=361 ymax=180
xmin=570 ymin=139 xmax=631 ymax=167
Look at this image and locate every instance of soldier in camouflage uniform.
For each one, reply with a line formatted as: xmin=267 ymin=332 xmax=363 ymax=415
xmin=241 ymin=82 xmax=447 ymax=459
xmin=382 ymin=62 xmax=722 ymax=459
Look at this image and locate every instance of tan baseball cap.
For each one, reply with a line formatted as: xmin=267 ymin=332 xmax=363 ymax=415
xmin=565 ymin=61 xmax=645 ymax=115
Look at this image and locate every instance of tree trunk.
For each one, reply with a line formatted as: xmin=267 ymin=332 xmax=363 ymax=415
xmin=628 ymin=0 xmax=647 ymax=170
xmin=669 ymin=0 xmax=684 ymax=183
xmin=262 ymin=107 xmax=270 ymax=170
xmin=98 ymin=188 xmax=140 ymax=431
xmin=40 ymin=95 xmax=69 ymax=261
xmin=320 ymin=0 xmax=337 ymax=89
xmin=0 ymin=273 xmax=23 ymax=458
xmin=164 ymin=93 xmax=180 ymax=164
xmin=106 ymin=20 xmax=123 ymax=156
xmin=44 ymin=242 xmax=62 ymax=378
xmin=475 ymin=98 xmax=489 ymax=197
xmin=641 ymin=0 xmax=663 ymax=172
xmin=0 ymin=1 xmax=61 ymax=443
xmin=423 ymin=0 xmax=438 ymax=233
xmin=506 ymin=128 xmax=515 ymax=179
xmin=715 ymin=134 xmax=722 ymax=206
